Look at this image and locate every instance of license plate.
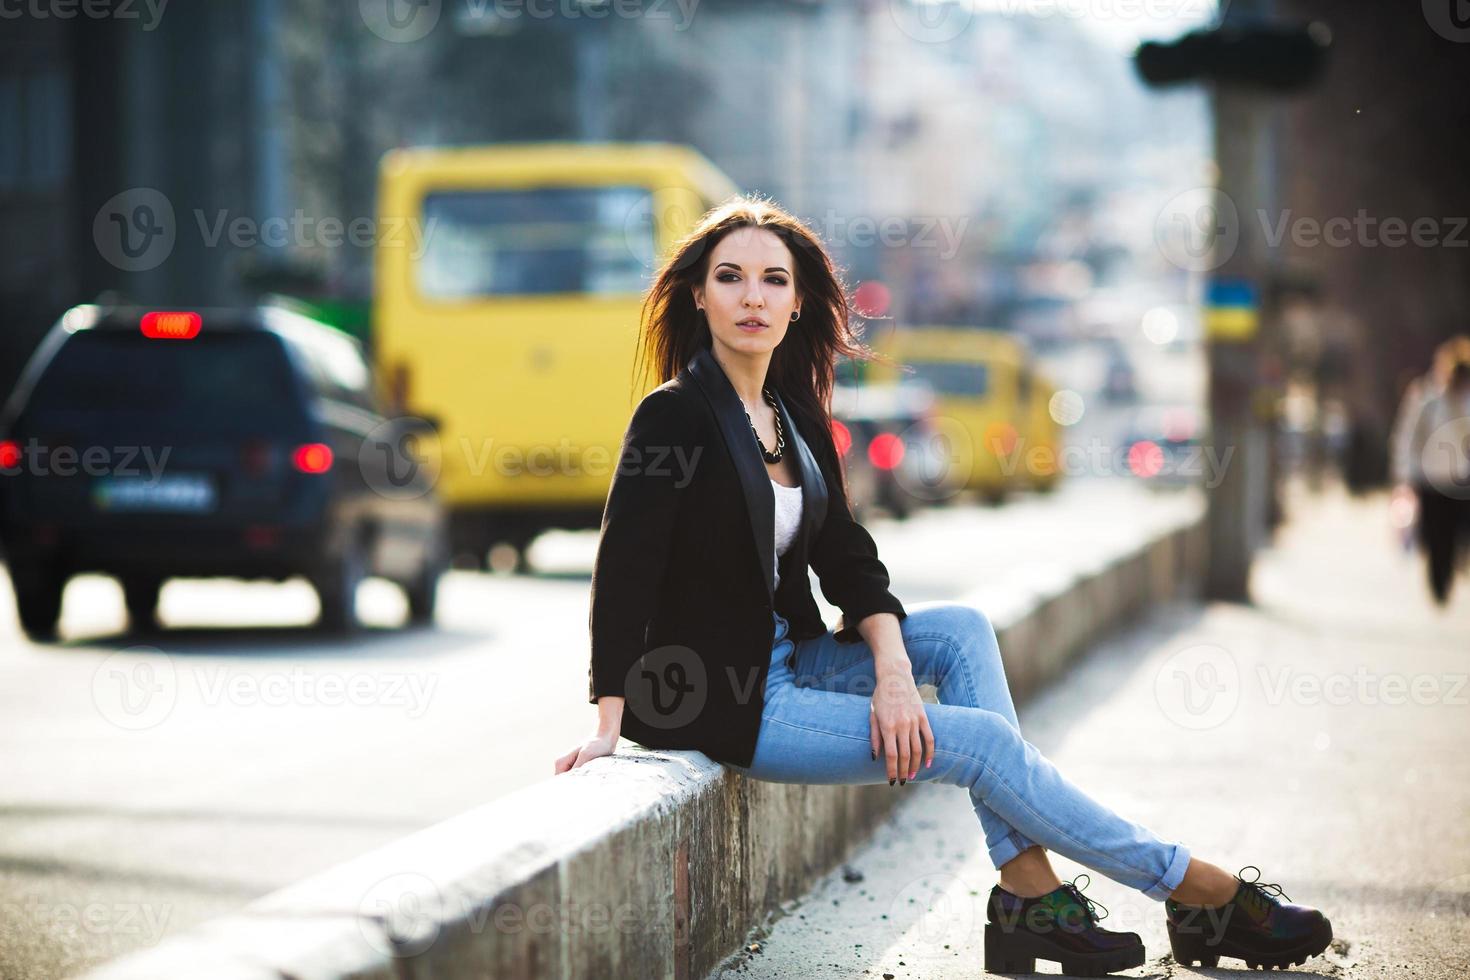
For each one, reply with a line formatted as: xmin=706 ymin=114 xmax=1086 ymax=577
xmin=93 ymin=473 xmax=218 ymax=513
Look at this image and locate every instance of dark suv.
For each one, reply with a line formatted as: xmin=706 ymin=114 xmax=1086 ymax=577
xmin=0 ymin=303 xmax=447 ymax=639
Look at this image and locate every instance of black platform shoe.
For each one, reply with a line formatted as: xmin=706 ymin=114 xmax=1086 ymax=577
xmin=984 ymin=874 xmax=1145 ymax=976
xmin=1165 ymin=865 xmax=1333 ymax=970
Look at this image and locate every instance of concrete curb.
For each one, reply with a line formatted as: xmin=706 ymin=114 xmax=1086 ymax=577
xmin=83 ymin=498 xmax=1206 ymax=980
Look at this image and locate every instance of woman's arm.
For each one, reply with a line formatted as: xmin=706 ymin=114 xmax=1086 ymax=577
xmin=561 ymin=388 xmax=696 ymax=774
xmin=806 ymin=416 xmax=909 ymax=644
xmin=586 ymin=386 xmax=698 ymax=703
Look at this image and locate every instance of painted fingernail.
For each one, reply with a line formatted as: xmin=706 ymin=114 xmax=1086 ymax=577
xmin=889 ymin=777 xmax=895 ymax=786
xmin=871 ymin=749 xmax=876 ymax=760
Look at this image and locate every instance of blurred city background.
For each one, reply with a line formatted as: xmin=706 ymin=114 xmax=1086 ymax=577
xmin=1 ymin=0 xmax=1468 ymax=976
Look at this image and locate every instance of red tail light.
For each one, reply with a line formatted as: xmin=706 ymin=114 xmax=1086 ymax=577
xmin=0 ymin=440 xmax=20 ymax=471
xmin=292 ymin=443 xmax=333 ymax=474
xmin=140 ymin=311 xmax=202 ymax=339
xmin=868 ymin=432 xmax=905 ymax=471
xmin=1128 ymin=440 xmax=1164 ymax=478
xmin=831 ymin=419 xmax=853 ymax=456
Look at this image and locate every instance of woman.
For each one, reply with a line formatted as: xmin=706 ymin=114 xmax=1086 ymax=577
xmin=1391 ymin=336 xmax=1470 ymax=605
xmin=554 ymin=195 xmax=1332 ymax=975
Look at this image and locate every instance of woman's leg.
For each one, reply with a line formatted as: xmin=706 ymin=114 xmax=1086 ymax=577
xmin=1416 ymin=482 xmax=1456 ymax=603
xmin=783 ymin=601 xmax=1049 ymax=882
xmin=727 ymin=604 xmax=1191 ymax=899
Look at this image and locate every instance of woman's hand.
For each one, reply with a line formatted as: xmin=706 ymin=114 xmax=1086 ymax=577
xmin=554 ymin=732 xmax=619 ymax=774
xmin=869 ymin=662 xmax=935 ymax=785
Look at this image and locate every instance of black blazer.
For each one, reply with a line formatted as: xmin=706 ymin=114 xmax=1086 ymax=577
xmin=587 ymin=344 xmax=908 ymax=767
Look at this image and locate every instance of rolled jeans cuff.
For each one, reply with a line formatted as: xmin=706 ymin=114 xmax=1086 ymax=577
xmin=1142 ymin=842 xmax=1193 ymax=902
xmin=987 ymin=830 xmax=1037 ymax=871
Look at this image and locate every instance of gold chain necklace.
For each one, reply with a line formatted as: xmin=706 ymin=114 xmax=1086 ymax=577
xmin=744 ymin=386 xmax=786 ymax=463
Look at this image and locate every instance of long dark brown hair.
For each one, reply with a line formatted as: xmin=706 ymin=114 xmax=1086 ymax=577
xmin=630 ymin=192 xmax=895 ymax=498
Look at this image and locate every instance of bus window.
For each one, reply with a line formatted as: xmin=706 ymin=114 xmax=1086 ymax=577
xmin=416 ymin=186 xmax=655 ymax=300
xmin=905 ymin=360 xmax=989 ymax=398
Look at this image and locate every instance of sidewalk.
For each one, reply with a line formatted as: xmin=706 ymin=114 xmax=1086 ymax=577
xmin=710 ymin=480 xmax=1470 ymax=979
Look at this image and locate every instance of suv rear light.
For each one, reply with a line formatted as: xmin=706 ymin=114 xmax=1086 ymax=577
xmin=292 ymin=443 xmax=333 ymax=474
xmin=140 ymin=311 xmax=202 ymax=339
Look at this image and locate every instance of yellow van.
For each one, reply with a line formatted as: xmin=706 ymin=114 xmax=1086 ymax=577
xmin=373 ymin=142 xmax=739 ymax=569
xmin=867 ymin=327 xmax=1061 ymax=503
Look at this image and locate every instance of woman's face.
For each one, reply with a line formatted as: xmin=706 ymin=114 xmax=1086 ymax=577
xmin=691 ymin=226 xmax=801 ymax=360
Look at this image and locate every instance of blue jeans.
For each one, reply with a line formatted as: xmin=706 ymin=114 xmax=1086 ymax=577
xmin=720 ymin=601 xmax=1191 ymax=900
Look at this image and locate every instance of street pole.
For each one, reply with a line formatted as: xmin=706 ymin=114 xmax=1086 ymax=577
xmin=1205 ymin=40 xmax=1272 ymax=601
xmin=1134 ymin=1 xmax=1329 ymax=602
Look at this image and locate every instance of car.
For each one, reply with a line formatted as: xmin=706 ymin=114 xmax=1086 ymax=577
xmin=866 ymin=327 xmax=1063 ymax=505
xmin=1119 ymin=404 xmax=1205 ymax=490
xmin=0 ymin=302 xmax=448 ymax=639
xmin=830 ymin=378 xmax=944 ymax=520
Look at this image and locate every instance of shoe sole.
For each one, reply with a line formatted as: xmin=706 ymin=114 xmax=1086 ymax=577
xmin=984 ymin=921 xmax=1145 ymax=976
xmin=1167 ymin=916 xmax=1333 ymax=970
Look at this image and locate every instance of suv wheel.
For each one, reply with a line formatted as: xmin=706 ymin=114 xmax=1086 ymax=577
xmin=11 ymin=562 xmax=66 ymax=640
xmin=315 ymin=533 xmax=366 ymax=634
xmin=122 ymin=575 xmax=163 ymax=632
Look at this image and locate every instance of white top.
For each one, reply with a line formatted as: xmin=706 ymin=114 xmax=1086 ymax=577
xmin=771 ymin=478 xmax=803 ymax=589
xmin=1391 ymin=379 xmax=1470 ymax=486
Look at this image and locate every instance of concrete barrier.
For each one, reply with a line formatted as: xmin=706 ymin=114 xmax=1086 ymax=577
xmin=84 ymin=497 xmax=1206 ymax=980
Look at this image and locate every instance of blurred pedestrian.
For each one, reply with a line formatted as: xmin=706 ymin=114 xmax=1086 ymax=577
xmin=1390 ymin=336 xmax=1470 ymax=605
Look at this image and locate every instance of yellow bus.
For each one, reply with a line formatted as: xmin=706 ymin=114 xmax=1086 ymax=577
xmin=867 ymin=327 xmax=1061 ymax=503
xmin=373 ymin=142 xmax=739 ymax=570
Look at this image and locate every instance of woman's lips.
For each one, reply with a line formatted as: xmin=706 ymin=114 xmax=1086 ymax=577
xmin=737 ymin=321 xmax=767 ymax=332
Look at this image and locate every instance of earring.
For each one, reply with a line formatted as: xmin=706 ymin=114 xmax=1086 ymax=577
xmin=790 ymin=310 xmax=801 ymax=322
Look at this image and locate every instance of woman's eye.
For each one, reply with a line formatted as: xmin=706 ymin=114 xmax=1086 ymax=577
xmin=715 ymin=273 xmax=788 ymax=285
